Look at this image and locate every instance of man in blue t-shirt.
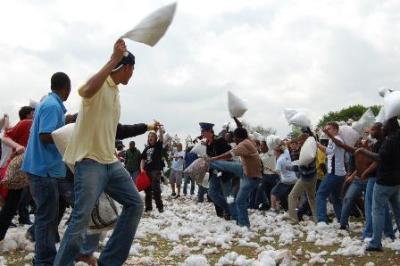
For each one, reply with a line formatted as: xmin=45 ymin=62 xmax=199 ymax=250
xmin=22 ymin=72 xmax=71 ymax=265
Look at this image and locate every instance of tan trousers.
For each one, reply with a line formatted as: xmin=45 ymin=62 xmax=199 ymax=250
xmin=288 ymin=177 xmax=317 ymax=222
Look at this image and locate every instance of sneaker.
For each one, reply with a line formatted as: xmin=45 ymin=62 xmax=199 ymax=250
xmin=366 ymin=246 xmax=383 ymax=252
xmin=171 ymin=193 xmax=176 ymax=197
xmin=158 ymin=207 xmax=164 ymax=213
xmin=258 ymin=203 xmax=270 ymax=211
xmin=223 ymin=213 xmax=231 ymax=221
xmin=19 ymin=219 xmax=33 ymax=225
xmin=25 ymin=230 xmax=35 ymax=242
xmin=144 ymin=208 xmax=153 ymax=212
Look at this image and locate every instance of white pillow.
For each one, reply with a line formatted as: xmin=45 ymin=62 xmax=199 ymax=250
xmin=352 ymin=108 xmax=375 ymax=134
xmin=384 ymin=90 xmax=400 ymax=121
xmin=121 ymin=3 xmax=177 ymax=47
xmin=191 ymin=141 xmax=207 ymax=157
xmin=284 ymin=108 xmax=311 ymax=128
xmin=339 ymin=125 xmax=360 ymax=146
xmin=51 ymin=123 xmax=75 ymax=156
xmin=228 ymin=91 xmax=248 ymax=118
xmin=298 ymin=137 xmax=317 ymax=166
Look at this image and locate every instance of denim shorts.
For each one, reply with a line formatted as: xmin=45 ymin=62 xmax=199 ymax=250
xmin=271 ymin=182 xmax=294 ymax=199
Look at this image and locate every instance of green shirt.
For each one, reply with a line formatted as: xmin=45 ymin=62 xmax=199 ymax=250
xmin=125 ymin=148 xmax=141 ymax=172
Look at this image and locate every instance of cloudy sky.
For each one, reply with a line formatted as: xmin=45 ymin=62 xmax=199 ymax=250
xmin=1 ymin=0 xmax=400 ymax=149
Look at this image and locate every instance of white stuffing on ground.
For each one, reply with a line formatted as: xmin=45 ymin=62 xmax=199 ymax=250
xmin=0 ymin=185 xmax=398 ymax=265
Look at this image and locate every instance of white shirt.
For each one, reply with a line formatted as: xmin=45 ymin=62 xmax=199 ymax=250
xmin=171 ymin=151 xmax=185 ymax=171
xmin=326 ymin=136 xmax=346 ymax=176
xmin=260 ymin=151 xmax=276 ymax=175
xmin=275 ymin=149 xmax=297 ymax=184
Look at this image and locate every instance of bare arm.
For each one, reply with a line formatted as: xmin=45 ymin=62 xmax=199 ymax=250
xmin=211 ymin=150 xmax=233 ymax=161
xmin=2 ymin=136 xmax=25 ymax=154
xmin=355 ymin=148 xmax=380 ymax=162
xmin=2 ymin=115 xmax=9 ymax=131
xmin=324 ymin=129 xmax=355 ymax=154
xmin=79 ymin=39 xmax=126 ymax=98
xmin=158 ymin=125 xmax=164 ymax=143
xmin=140 ymin=159 xmax=146 ymax=172
xmin=39 ymin=133 xmax=54 ymax=144
xmin=233 ymin=117 xmax=243 ymax=129
xmin=317 ymin=142 xmax=326 ymax=153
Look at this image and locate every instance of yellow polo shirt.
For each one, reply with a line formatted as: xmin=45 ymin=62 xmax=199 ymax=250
xmin=64 ymin=76 xmax=121 ymax=165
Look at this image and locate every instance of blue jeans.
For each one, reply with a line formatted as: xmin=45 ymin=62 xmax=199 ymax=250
xmin=210 ymin=160 xmax=244 ymax=218
xmin=183 ymin=174 xmax=195 ymax=195
xmin=255 ymin=174 xmax=279 ymax=208
xmin=211 ymin=160 xmax=244 ymax=178
xmin=208 ymin=161 xmax=243 ymax=217
xmin=340 ymin=178 xmax=366 ymax=227
xmin=54 ymin=159 xmax=144 ymax=266
xmin=220 ymin=177 xmax=236 ymax=219
xmin=368 ymin=184 xmax=400 ymax=249
xmin=236 ymin=176 xmax=260 ymax=227
xmin=28 ymin=174 xmax=60 ymax=266
xmin=316 ymin=173 xmax=345 ymax=223
xmin=80 ymin=233 xmax=101 ymax=256
xmin=130 ymin=170 xmax=139 ymax=182
xmin=211 ymin=160 xmax=260 ymax=227
xmin=362 ymin=177 xmax=394 ymax=239
xmin=197 ymin=185 xmax=208 ymax=202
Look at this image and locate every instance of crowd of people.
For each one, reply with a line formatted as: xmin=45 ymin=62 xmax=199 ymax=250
xmin=0 ymin=38 xmax=399 ymax=266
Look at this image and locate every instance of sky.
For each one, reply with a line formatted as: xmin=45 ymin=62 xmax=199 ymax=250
xmin=1 ymin=0 xmax=400 ymax=149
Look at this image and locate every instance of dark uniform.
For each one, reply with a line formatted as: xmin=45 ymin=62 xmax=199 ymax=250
xmin=200 ymin=122 xmax=233 ymax=218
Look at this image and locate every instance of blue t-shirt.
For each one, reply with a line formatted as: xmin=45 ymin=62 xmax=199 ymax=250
xmin=22 ymin=92 xmax=67 ymax=178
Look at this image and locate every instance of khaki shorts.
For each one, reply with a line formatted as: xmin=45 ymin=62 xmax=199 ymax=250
xmin=169 ymin=170 xmax=183 ymax=185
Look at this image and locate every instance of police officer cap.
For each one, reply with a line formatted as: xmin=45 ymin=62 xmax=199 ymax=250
xmin=199 ymin=122 xmax=214 ymax=131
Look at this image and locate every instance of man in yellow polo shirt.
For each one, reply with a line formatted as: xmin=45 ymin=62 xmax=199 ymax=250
xmin=54 ymin=39 xmax=144 ymax=266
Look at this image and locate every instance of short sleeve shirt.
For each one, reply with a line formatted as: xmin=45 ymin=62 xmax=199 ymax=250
xmin=22 ymin=93 xmax=67 ymax=178
xmin=5 ymin=119 xmax=32 ymax=147
xmin=64 ymin=76 xmax=121 ymax=165
xmin=171 ymin=151 xmax=185 ymax=171
xmin=142 ymin=141 xmax=163 ymax=171
xmin=326 ymin=136 xmax=346 ymax=176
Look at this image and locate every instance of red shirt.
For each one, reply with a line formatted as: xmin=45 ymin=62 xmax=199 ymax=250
xmin=5 ymin=119 xmax=33 ymax=147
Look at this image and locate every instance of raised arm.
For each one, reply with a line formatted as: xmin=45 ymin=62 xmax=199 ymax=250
xmin=158 ymin=124 xmax=164 ymax=143
xmin=79 ymin=39 xmax=126 ymax=98
xmin=233 ymin=117 xmax=243 ymax=129
xmin=1 ymin=114 xmax=9 ymax=131
xmin=323 ymin=128 xmax=356 ymax=154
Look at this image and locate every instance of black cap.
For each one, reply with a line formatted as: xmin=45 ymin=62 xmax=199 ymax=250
xmin=113 ymin=51 xmax=135 ymax=70
xmin=199 ymin=122 xmax=214 ymax=131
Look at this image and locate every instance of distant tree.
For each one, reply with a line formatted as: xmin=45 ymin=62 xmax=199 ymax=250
xmin=317 ymin=104 xmax=381 ymax=129
xmin=288 ymin=126 xmax=302 ymax=139
xmin=241 ymin=120 xmax=277 ymax=136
